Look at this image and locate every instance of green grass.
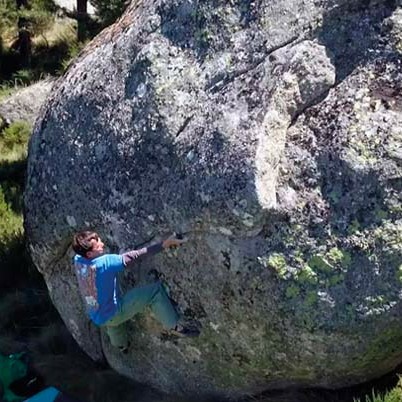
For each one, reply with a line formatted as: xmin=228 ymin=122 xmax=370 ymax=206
xmin=0 ymin=120 xmax=31 ymax=292
xmin=356 ymin=379 xmax=402 ymax=402
xmin=0 ymin=183 xmax=23 ymax=240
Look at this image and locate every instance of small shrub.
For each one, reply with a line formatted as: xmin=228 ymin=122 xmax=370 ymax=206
xmin=0 ymin=180 xmax=22 ymax=211
xmin=1 ymin=121 xmax=31 ymax=150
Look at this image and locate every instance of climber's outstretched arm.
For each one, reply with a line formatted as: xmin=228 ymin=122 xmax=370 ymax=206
xmin=121 ymin=237 xmax=186 ymax=266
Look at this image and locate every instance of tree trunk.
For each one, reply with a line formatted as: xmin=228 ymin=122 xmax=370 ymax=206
xmin=14 ymin=0 xmax=31 ymax=68
xmin=77 ymin=0 xmax=88 ymax=41
xmin=16 ymin=0 xmax=28 ymax=8
xmin=16 ymin=27 xmax=32 ymax=68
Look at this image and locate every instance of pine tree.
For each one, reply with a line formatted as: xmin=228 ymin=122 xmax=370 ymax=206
xmin=89 ymin=0 xmax=128 ymax=27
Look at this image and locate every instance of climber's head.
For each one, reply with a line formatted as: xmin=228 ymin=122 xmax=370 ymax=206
xmin=72 ymin=231 xmax=105 ymax=259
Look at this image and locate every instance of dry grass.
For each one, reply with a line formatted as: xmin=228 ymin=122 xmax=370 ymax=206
xmin=32 ymin=17 xmax=77 ymax=48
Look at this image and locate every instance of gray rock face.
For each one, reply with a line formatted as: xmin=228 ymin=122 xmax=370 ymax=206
xmin=25 ymin=0 xmax=402 ymax=398
xmin=0 ymin=79 xmax=54 ymax=125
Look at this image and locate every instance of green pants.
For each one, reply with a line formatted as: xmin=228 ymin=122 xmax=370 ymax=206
xmin=103 ymin=281 xmax=179 ymax=348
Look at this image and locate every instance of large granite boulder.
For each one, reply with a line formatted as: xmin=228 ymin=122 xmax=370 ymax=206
xmin=25 ymin=0 xmax=402 ymax=398
xmin=0 ymin=79 xmax=54 ymax=126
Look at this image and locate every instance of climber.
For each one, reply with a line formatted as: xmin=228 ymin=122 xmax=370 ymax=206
xmin=72 ymin=230 xmax=199 ymax=353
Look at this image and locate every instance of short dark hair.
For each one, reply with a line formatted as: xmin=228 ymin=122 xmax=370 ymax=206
xmin=72 ymin=231 xmax=99 ymax=257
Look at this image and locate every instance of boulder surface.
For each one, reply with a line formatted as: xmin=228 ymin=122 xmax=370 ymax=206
xmin=25 ymin=0 xmax=402 ymax=398
xmin=0 ymin=79 xmax=54 ymax=126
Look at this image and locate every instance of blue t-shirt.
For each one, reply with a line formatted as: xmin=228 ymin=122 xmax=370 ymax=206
xmin=74 ymin=254 xmax=124 ymax=325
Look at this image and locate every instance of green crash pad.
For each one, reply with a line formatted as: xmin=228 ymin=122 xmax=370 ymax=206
xmin=0 ymin=352 xmax=28 ymax=402
xmin=0 ymin=353 xmax=80 ymax=402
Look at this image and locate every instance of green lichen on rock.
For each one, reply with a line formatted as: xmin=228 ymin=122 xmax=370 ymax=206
xmin=261 ymin=252 xmax=288 ymax=279
xmin=374 ymin=220 xmax=402 ymax=253
xmin=308 ymin=254 xmax=333 ymax=273
xmin=307 ymin=247 xmax=351 ymax=274
xmin=327 ymin=247 xmax=352 ymax=268
xmin=286 ymin=284 xmax=301 ymax=298
xmin=260 ymin=244 xmax=352 ymax=310
xmin=198 ymin=324 xmax=288 ymax=389
xmin=304 ymin=291 xmax=318 ymax=307
xmin=199 ymin=328 xmax=250 ymax=389
xmin=328 ymin=273 xmax=345 ymax=286
xmin=396 ymin=265 xmax=402 ymax=283
xmin=298 ymin=265 xmax=318 ymax=284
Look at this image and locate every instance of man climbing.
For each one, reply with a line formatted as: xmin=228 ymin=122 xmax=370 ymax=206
xmin=72 ymin=230 xmax=199 ymax=353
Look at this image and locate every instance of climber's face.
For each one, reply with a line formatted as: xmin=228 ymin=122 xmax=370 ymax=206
xmin=86 ymin=236 xmax=105 ymax=259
